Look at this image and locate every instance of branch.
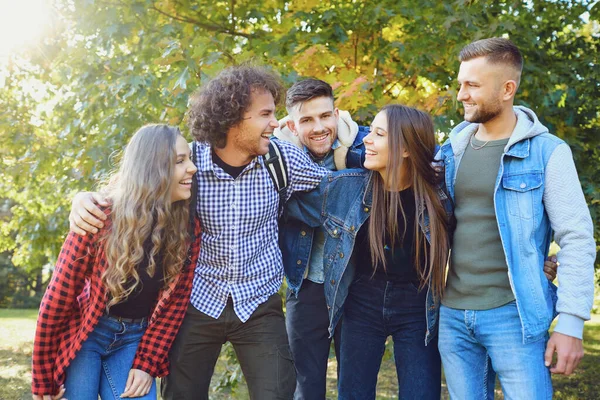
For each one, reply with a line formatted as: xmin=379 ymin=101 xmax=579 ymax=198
xmin=151 ymin=4 xmax=256 ymax=39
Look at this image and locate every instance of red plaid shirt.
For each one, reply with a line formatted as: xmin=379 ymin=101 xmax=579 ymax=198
xmin=31 ymin=213 xmax=201 ymax=396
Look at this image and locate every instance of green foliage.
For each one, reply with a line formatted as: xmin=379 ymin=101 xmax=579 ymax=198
xmin=0 ymin=6 xmax=598 ymax=392
xmin=1 ymin=1 xmax=597 ymax=284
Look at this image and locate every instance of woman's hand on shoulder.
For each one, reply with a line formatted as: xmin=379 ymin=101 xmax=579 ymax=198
xmin=120 ymin=369 xmax=153 ymax=398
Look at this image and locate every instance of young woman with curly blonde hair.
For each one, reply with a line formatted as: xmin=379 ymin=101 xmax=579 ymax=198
xmin=32 ymin=124 xmax=200 ymax=400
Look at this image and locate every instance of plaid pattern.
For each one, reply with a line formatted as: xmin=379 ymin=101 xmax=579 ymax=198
xmin=191 ymin=139 xmax=327 ymax=322
xmin=31 ymin=212 xmax=201 ymax=396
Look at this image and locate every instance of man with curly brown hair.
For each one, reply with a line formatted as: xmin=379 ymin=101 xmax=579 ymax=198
xmin=68 ymin=65 xmax=330 ymax=400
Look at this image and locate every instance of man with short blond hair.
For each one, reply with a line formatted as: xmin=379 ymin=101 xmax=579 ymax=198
xmin=437 ymin=37 xmax=595 ymax=399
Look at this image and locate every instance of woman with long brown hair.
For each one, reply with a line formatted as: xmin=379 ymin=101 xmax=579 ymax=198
xmin=32 ymin=125 xmax=200 ymax=400
xmin=286 ymin=104 xmax=453 ymax=399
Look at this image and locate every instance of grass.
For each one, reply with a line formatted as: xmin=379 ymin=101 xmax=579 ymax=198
xmin=2 ymin=304 xmax=599 ymax=400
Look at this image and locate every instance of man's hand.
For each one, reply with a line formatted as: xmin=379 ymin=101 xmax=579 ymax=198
xmin=544 ymin=331 xmax=584 ymax=375
xmin=544 ymin=255 xmax=558 ymax=281
xmin=121 ymin=369 xmax=153 ymax=398
xmin=68 ymin=192 xmax=109 ymax=235
xmin=32 ymin=384 xmax=66 ymax=400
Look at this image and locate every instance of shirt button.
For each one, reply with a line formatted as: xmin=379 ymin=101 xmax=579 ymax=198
xmin=333 ymin=229 xmax=338 ymax=235
xmin=364 ymin=207 xmax=370 ymax=212
xmin=297 ymin=260 xmax=302 ymax=265
xmin=330 ymin=279 xmax=335 ymax=285
xmin=350 ymin=226 xmax=355 ymax=231
xmin=339 ymin=252 xmax=344 ymax=258
xmin=520 ymin=183 xmax=526 ymax=189
xmin=301 ymin=231 xmax=306 ymax=236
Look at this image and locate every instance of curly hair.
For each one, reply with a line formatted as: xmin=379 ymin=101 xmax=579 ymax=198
xmin=187 ymin=65 xmax=284 ymax=148
xmin=100 ymin=124 xmax=190 ymax=309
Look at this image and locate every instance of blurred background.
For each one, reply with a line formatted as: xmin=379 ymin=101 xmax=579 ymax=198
xmin=0 ymin=0 xmax=598 ymax=398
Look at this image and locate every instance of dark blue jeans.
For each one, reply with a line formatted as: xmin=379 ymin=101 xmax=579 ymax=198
xmin=338 ymin=276 xmax=441 ymax=400
xmin=286 ymin=279 xmax=342 ymax=400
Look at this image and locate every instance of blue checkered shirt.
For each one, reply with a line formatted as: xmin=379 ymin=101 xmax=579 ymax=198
xmin=190 ymin=139 xmax=328 ymax=322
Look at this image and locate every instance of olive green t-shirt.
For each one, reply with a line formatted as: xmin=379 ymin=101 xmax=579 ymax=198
xmin=442 ymin=136 xmax=515 ymax=310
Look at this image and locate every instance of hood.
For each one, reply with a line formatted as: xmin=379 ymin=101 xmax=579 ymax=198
xmin=448 ymin=105 xmax=549 ymax=156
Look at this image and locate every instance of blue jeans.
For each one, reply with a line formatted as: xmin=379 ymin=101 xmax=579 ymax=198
xmin=338 ymin=276 xmax=441 ymax=400
xmin=286 ymin=279 xmax=342 ymax=400
xmin=438 ymin=301 xmax=552 ymax=400
xmin=64 ymin=315 xmax=156 ymax=400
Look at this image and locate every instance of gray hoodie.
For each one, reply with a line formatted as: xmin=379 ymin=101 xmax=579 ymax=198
xmin=444 ymin=105 xmax=596 ymax=339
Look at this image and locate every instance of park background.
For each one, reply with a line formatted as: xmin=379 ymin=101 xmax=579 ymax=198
xmin=0 ymin=0 xmax=599 ymax=398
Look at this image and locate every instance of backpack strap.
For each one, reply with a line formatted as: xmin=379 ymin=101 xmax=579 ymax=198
xmin=263 ymin=140 xmax=289 ymax=216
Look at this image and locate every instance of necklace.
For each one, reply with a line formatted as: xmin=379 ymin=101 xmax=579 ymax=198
xmin=469 ymin=134 xmax=490 ymax=150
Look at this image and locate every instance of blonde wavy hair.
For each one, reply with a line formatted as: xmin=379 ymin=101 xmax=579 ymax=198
xmin=100 ymin=124 xmax=191 ymax=308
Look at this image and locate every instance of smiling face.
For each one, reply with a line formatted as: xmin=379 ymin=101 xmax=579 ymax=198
xmin=170 ymin=135 xmax=198 ymax=203
xmin=457 ymin=56 xmax=508 ymax=124
xmin=287 ymin=96 xmax=339 ymax=158
xmin=363 ymin=111 xmax=390 ymax=175
xmin=227 ymin=88 xmax=279 ymax=163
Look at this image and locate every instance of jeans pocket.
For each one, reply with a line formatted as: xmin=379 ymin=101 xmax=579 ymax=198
xmin=276 ymin=344 xmax=296 ymax=397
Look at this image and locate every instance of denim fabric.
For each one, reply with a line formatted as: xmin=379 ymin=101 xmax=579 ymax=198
xmin=338 ymin=276 xmax=441 ymax=400
xmin=439 ymin=107 xmax=562 ymax=342
xmin=281 ymin=126 xmax=368 ymax=294
xmin=286 ymin=280 xmax=342 ymax=400
xmin=439 ymin=302 xmax=552 ymax=400
xmin=285 ymin=168 xmax=453 ymax=341
xmin=64 ymin=315 xmax=156 ymax=400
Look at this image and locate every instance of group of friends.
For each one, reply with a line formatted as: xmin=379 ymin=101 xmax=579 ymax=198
xmin=31 ymin=37 xmax=595 ymax=400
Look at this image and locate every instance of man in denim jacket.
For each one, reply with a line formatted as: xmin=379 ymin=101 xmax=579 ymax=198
xmin=275 ymin=78 xmax=367 ymax=400
xmin=437 ymin=37 xmax=596 ymax=399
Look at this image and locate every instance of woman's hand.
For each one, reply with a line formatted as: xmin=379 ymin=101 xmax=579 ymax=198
xmin=120 ymin=369 xmax=153 ymax=398
xmin=32 ymin=385 xmax=66 ymax=400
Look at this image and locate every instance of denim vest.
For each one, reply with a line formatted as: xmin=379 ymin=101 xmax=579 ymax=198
xmin=280 ymin=126 xmax=369 ymax=294
xmin=292 ymin=169 xmax=453 ymax=344
xmin=440 ymin=124 xmax=562 ymax=343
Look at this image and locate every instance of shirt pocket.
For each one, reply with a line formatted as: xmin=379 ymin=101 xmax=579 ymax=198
xmin=502 ymin=171 xmax=543 ymax=220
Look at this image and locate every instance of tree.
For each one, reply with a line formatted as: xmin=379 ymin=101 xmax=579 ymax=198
xmin=1 ymin=0 xmax=598 ymax=292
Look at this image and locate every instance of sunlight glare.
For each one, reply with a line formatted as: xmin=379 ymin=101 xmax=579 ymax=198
xmin=0 ymin=0 xmax=52 ymax=58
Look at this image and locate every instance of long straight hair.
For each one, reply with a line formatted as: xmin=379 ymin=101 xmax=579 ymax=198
xmin=101 ymin=125 xmax=191 ymax=308
xmin=368 ymin=105 xmax=451 ymax=296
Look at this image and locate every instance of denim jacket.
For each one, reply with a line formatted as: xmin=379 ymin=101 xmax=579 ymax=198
xmin=285 ymin=168 xmax=454 ymax=344
xmin=439 ymin=106 xmax=596 ymax=342
xmin=280 ymin=126 xmax=369 ymax=295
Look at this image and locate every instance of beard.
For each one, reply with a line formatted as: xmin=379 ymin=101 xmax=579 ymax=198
xmin=465 ymin=99 xmax=503 ymax=124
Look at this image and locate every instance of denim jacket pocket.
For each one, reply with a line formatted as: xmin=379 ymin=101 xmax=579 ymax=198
xmin=502 ymin=171 xmax=543 ymax=220
xmin=323 ymin=217 xmax=345 ymax=239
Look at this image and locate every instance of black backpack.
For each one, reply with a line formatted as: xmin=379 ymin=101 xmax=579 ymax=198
xmin=263 ymin=140 xmax=289 ymax=217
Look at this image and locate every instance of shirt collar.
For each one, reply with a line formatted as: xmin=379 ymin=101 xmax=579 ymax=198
xmin=196 ymin=142 xmax=264 ymax=173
